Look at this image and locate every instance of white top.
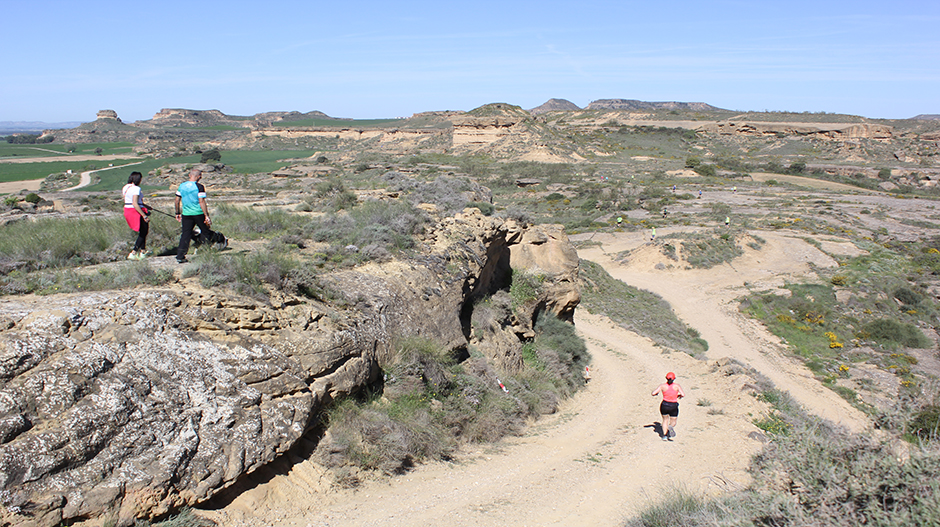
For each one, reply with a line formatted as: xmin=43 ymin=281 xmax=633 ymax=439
xmin=122 ymin=183 xmax=142 ymax=209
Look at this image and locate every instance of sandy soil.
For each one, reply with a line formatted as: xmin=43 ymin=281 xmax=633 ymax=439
xmin=0 ymin=179 xmax=42 ymax=193
xmin=200 ymin=229 xmax=871 ymax=527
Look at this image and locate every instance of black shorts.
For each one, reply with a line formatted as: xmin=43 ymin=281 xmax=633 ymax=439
xmin=660 ymin=401 xmax=679 ymax=417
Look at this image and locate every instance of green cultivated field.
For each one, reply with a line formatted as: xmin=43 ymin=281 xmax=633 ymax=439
xmin=0 ymin=159 xmax=140 ymax=184
xmin=81 ymin=149 xmax=325 ymax=191
xmin=0 ymin=142 xmax=135 ymax=158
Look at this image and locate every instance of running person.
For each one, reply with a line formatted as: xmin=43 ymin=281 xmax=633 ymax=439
xmin=651 ymin=372 xmax=685 ymax=440
xmin=122 ymin=171 xmax=150 ymax=260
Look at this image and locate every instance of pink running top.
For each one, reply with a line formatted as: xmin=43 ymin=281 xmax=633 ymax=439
xmin=662 ymin=383 xmax=680 ymax=403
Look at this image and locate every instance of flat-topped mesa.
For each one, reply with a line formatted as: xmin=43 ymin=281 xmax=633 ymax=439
xmin=585 ymin=99 xmax=722 ymax=112
xmin=150 ymin=108 xmax=228 ymax=123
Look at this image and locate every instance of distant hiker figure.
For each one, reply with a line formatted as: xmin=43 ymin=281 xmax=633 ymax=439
xmin=725 ymin=216 xmax=730 ymax=227
xmin=698 ymin=189 xmax=703 ymax=199
xmin=662 ymin=208 xmax=668 ymax=219
xmin=672 ymin=184 xmax=676 ymax=193
xmin=121 ymin=171 xmax=150 ymax=260
xmin=651 ymin=227 xmax=656 ymax=241
xmin=732 ymin=186 xmax=737 ymax=194
xmin=617 ymin=216 xmax=623 ymax=227
xmin=652 ymin=372 xmax=685 ymax=441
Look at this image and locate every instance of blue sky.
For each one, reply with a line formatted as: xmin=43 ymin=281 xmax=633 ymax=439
xmin=3 ymin=0 xmax=938 ymax=122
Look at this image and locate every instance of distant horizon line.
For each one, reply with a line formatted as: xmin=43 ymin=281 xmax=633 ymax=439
xmin=3 ymin=101 xmax=939 ymax=129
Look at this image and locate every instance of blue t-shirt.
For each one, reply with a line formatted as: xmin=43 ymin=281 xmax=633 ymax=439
xmin=176 ymin=181 xmax=207 ymax=216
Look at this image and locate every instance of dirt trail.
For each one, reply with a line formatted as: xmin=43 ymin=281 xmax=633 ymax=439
xmin=575 ymin=229 xmax=870 ymax=432
xmin=202 ymin=230 xmax=870 ymax=526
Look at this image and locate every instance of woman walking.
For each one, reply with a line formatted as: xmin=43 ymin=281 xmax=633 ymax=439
xmin=651 ymin=372 xmax=685 ymax=441
xmin=122 ymin=171 xmax=150 ymax=260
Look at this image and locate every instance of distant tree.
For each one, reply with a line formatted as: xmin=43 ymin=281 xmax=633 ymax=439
xmin=7 ymin=134 xmax=41 ymax=144
xmin=693 ymin=164 xmax=716 ymax=177
xmin=878 ymin=168 xmax=892 ymax=179
xmin=788 ymin=162 xmax=806 ymax=174
xmin=94 ymin=147 xmax=103 ymax=155
xmin=200 ymin=149 xmax=221 ymax=163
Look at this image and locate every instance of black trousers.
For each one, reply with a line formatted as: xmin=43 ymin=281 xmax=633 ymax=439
xmin=177 ymin=214 xmax=213 ymax=261
xmin=134 ymin=218 xmax=149 ymax=252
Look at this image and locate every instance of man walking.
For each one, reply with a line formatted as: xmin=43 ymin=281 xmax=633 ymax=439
xmin=175 ymin=168 xmax=215 ymax=264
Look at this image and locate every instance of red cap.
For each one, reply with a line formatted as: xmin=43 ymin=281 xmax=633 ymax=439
xmin=666 ymin=372 xmax=676 ymax=380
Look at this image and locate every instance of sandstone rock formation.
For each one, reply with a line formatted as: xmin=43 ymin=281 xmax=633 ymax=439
xmin=585 ymin=99 xmax=722 ymax=112
xmin=528 ymin=98 xmax=581 ymax=115
xmin=95 ymin=110 xmax=120 ymax=122
xmin=699 ymin=121 xmax=894 ymax=141
xmin=0 ymin=211 xmax=579 ymax=526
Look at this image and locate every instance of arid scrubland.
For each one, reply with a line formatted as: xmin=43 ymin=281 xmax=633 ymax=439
xmin=1 ymin=101 xmax=939 ymax=526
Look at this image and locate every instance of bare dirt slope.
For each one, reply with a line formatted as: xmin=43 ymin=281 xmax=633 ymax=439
xmin=201 ymin=230 xmax=869 ymax=527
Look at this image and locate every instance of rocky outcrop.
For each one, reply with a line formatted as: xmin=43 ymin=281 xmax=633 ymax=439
xmin=95 ymin=110 xmax=121 ymax=122
xmin=0 ymin=212 xmax=579 ymax=526
xmin=150 ymin=109 xmax=231 ymax=125
xmin=585 ymin=99 xmax=722 ymax=112
xmin=700 ymin=121 xmax=894 ymax=141
xmin=448 ymin=104 xmax=578 ymax=162
xmin=529 ymin=99 xmax=581 ymax=115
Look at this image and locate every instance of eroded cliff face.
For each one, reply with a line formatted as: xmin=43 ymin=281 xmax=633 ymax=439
xmin=0 ymin=210 xmax=579 ymax=526
xmin=699 ymin=121 xmax=894 ymax=141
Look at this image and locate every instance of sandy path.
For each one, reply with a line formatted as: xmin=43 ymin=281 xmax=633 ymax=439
xmin=574 ymin=229 xmax=869 ymax=432
xmin=63 ymin=161 xmax=145 ymax=191
xmin=202 ymin=229 xmax=871 ymax=526
xmin=206 ymin=310 xmax=766 ymax=527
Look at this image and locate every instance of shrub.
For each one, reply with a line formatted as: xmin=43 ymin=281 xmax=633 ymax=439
xmin=313 ymin=179 xmax=358 ymax=211
xmin=200 ymin=149 xmax=221 ymax=163
xmin=24 ymin=193 xmax=42 ymax=204
xmin=215 ymin=204 xmax=294 ymax=239
xmin=693 ymin=164 xmax=716 ymax=177
xmin=317 ymin=315 xmax=590 ymax=483
xmin=859 ymin=318 xmax=931 ymax=349
xmin=0 ymin=215 xmax=177 ymax=272
xmin=579 ymin=260 xmax=705 ymax=355
xmin=893 ymin=286 xmax=922 ymax=306
xmin=531 ymin=315 xmax=590 ymax=394
xmin=305 ymin=200 xmax=427 ymax=255
xmin=183 ymin=249 xmax=308 ymax=298
xmin=135 ymin=508 xmax=216 ymax=527
xmin=909 ymin=405 xmax=940 ymax=440
xmin=509 ymin=270 xmax=543 ymax=308
xmin=626 ymin=485 xmax=717 ymax=527
xmin=740 ymin=422 xmax=940 ymax=526
xmin=1 ymin=261 xmax=174 ymax=296
xmin=468 ymin=201 xmax=494 ymax=215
